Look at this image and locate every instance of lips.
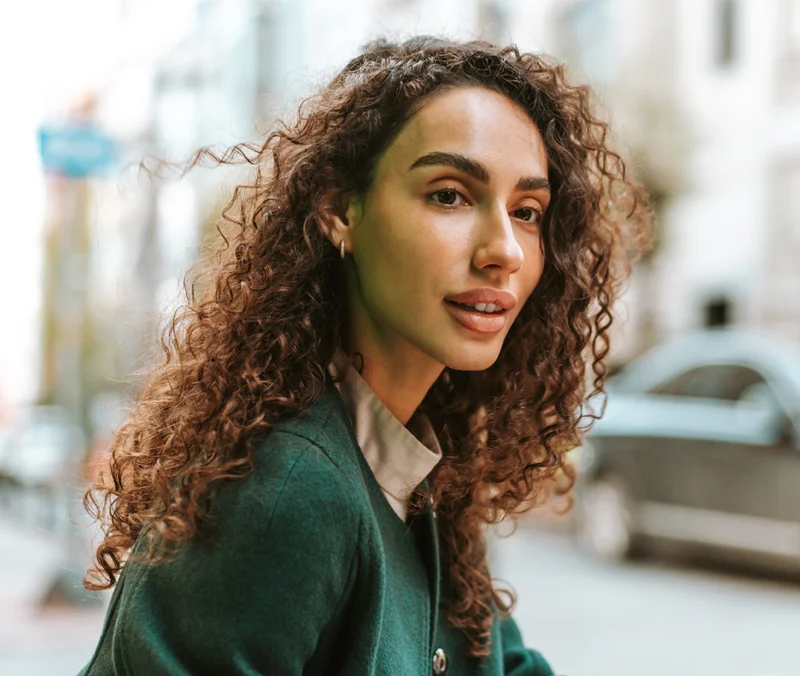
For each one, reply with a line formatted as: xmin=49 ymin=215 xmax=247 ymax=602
xmin=444 ymin=300 xmax=508 ymax=334
xmin=443 ymin=288 xmax=516 ymax=335
xmin=445 ymin=288 xmax=517 ymax=311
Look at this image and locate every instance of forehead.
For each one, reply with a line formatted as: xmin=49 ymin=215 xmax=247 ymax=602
xmin=376 ymin=86 xmax=548 ymax=181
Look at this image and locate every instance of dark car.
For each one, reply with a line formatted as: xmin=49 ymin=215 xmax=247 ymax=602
xmin=573 ymin=329 xmax=800 ymax=573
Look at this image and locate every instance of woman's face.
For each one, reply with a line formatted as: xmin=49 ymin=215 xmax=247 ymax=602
xmin=343 ymin=86 xmax=550 ymax=372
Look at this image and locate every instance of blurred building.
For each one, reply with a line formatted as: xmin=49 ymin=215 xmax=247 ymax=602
xmin=45 ymin=1 xmax=208 ymax=443
xmin=87 ymin=0 xmax=536 ymax=400
xmin=555 ymin=0 xmax=800 ymax=359
xmin=76 ymin=0 xmax=800 ymax=429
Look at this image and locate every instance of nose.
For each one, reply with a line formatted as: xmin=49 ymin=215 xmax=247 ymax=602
xmin=471 ymin=204 xmax=524 ymax=274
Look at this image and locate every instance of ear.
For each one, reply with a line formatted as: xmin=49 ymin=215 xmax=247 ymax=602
xmin=319 ymin=190 xmax=362 ymax=256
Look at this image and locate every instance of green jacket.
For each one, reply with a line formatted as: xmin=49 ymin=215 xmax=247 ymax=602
xmin=79 ymin=386 xmax=554 ymax=675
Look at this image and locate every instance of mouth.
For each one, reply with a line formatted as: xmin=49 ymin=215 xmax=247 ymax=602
xmin=444 ymin=299 xmax=506 ymax=315
xmin=444 ymin=299 xmax=509 ymax=334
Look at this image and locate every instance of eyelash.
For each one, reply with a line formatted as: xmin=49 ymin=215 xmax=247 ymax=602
xmin=429 ymin=188 xmax=543 ymax=226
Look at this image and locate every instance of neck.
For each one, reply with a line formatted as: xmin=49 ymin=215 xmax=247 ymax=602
xmin=341 ymin=342 xmax=444 ymax=426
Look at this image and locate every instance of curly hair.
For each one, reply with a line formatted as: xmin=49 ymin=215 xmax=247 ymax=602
xmin=84 ymin=36 xmax=651 ymax=659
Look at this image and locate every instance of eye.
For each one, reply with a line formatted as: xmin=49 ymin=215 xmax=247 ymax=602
xmin=430 ymin=189 xmax=468 ymax=207
xmin=512 ymin=206 xmax=543 ymax=225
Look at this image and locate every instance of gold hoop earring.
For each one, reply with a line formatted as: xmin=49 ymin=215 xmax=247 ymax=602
xmin=340 ymin=241 xmax=345 ymax=260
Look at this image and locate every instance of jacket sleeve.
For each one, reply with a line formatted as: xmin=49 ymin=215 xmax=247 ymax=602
xmin=500 ymin=616 xmax=555 ymax=676
xmin=94 ymin=431 xmax=360 ymax=675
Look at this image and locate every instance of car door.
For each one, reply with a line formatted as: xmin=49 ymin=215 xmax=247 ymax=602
xmin=586 ymin=393 xmax=688 ymax=507
xmin=617 ymin=365 xmax=745 ymax=521
xmin=681 ymin=373 xmax=800 ymax=559
xmin=639 ymin=364 xmax=800 ymax=558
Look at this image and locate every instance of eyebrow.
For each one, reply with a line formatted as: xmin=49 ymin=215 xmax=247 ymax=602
xmin=409 ymin=151 xmax=551 ymax=194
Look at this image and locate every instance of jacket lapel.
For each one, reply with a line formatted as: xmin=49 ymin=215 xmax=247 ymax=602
xmin=299 ymin=386 xmax=443 ymax=648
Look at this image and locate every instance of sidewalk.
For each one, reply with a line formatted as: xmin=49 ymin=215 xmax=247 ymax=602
xmin=0 ymin=518 xmax=108 ymax=676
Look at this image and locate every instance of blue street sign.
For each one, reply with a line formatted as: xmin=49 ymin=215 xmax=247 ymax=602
xmin=38 ymin=123 xmax=117 ymax=178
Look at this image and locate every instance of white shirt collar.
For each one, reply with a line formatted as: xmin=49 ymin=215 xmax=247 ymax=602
xmin=328 ymin=349 xmax=442 ymax=522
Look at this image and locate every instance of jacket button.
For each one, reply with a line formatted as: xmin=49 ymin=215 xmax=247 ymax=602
xmin=432 ymin=647 xmax=447 ymax=674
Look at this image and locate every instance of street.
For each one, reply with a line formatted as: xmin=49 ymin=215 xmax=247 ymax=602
xmin=0 ymin=519 xmax=108 ymax=676
xmin=2 ymin=517 xmax=799 ymax=675
xmin=491 ymin=524 xmax=800 ymax=676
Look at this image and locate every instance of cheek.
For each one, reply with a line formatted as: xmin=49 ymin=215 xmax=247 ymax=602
xmin=352 ymin=209 xmax=436 ymax=316
xmin=368 ymin=200 xmax=464 ymax=279
xmin=521 ymin=238 xmax=546 ymax=297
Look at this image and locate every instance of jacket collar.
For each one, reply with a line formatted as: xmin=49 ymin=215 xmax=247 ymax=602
xmin=326 ymin=349 xmax=442 ymax=522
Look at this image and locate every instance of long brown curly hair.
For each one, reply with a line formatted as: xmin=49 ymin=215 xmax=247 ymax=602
xmin=85 ymin=36 xmax=651 ymax=659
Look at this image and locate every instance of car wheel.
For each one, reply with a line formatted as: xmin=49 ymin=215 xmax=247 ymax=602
xmin=577 ymin=474 xmax=639 ymax=563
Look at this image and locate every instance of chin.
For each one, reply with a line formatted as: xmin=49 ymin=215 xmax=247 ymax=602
xmin=439 ymin=342 xmax=503 ymax=372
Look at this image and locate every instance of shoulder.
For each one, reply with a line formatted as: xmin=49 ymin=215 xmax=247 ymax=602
xmin=219 ymin=440 xmax=358 ymax=545
xmin=122 ymin=388 xmax=364 ymax=580
xmin=122 ymin=416 xmax=364 ymax=592
xmin=106 ymin=396 xmax=366 ymax=674
xmin=266 ymin=385 xmax=353 ymax=464
xmin=211 ymin=388 xmax=363 ymax=542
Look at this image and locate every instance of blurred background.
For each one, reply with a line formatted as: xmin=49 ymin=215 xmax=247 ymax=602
xmin=1 ymin=0 xmax=799 ymax=674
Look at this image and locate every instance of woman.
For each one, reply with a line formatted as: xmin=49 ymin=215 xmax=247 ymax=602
xmin=80 ymin=37 xmax=650 ymax=675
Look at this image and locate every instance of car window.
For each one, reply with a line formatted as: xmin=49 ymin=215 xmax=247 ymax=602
xmin=650 ymin=364 xmax=793 ymax=446
xmin=650 ymin=364 xmax=766 ymax=401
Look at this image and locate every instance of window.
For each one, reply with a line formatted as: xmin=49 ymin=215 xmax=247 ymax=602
xmin=256 ymin=6 xmax=279 ymax=100
xmin=557 ymin=0 xmax=615 ymax=84
xmin=651 ymin=364 xmax=765 ymax=401
xmin=703 ymin=296 xmax=731 ymax=328
xmin=782 ymin=0 xmax=800 ymax=51
xmin=764 ymin=162 xmax=800 ymax=327
xmin=775 ymin=0 xmax=800 ymax=102
xmin=478 ymin=0 xmax=509 ymax=44
xmin=714 ymin=0 xmax=738 ymax=69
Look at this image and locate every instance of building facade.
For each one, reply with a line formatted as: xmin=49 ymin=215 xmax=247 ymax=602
xmin=556 ymin=0 xmax=800 ymax=360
